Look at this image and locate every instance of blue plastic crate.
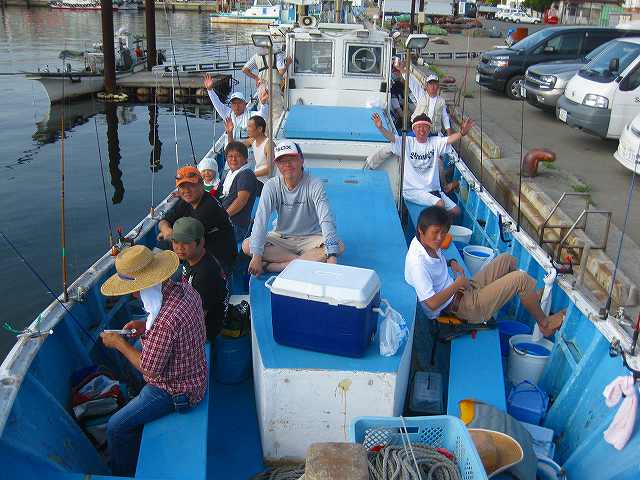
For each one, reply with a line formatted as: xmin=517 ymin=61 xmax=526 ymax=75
xmin=349 ymin=416 xmax=487 ymax=480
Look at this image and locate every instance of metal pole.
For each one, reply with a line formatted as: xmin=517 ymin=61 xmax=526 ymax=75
xmin=145 ymin=0 xmax=157 ymax=70
xmin=101 ymin=0 xmax=116 ymax=94
xmin=268 ymin=44 xmax=274 ymax=158
xmin=398 ymin=49 xmax=411 ymax=216
xmin=410 ymin=0 xmax=417 ymax=33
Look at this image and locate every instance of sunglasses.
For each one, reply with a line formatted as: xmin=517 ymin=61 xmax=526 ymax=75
xmin=175 ymin=172 xmax=201 ymax=181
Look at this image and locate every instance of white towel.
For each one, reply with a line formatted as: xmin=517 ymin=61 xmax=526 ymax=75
xmin=603 ymin=375 xmax=638 ymax=450
xmin=222 ymin=164 xmax=250 ymax=196
xmin=140 ymin=283 xmax=163 ymax=331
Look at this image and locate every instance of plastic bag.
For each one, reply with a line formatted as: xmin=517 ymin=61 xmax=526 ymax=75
xmin=377 ymin=299 xmax=408 ymax=357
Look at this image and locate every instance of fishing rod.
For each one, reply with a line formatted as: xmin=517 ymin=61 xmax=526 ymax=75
xmin=478 ymin=56 xmax=484 ymax=193
xmin=60 ymin=59 xmax=69 ymax=303
xmin=0 ymin=231 xmax=105 ymax=352
xmin=517 ymin=73 xmax=525 ymax=232
xmin=161 ymin=2 xmax=197 ymax=166
xmin=94 ymin=117 xmax=114 ymax=248
xmin=603 ymin=146 xmax=639 ymax=315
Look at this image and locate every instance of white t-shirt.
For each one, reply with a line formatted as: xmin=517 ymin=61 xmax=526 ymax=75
xmin=392 ymin=135 xmax=448 ymax=195
xmin=405 ymin=237 xmax=454 ymax=318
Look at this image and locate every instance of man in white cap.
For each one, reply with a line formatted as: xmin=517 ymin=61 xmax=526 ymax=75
xmin=202 ymin=73 xmax=269 ymax=148
xmin=242 ymin=139 xmax=344 ymax=275
xmin=99 ymin=245 xmax=207 ymax=477
xmin=407 ymin=72 xmax=453 ymax=136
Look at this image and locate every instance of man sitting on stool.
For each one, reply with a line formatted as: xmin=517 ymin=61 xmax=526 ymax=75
xmin=405 ymin=206 xmax=564 ymax=336
xmin=242 ymin=139 xmax=345 ymax=275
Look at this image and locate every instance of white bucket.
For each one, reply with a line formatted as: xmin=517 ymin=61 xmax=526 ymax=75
xmin=508 ymin=334 xmax=553 ymax=385
xmin=462 ymin=245 xmax=495 ymax=275
xmin=449 ymin=225 xmax=472 ymax=246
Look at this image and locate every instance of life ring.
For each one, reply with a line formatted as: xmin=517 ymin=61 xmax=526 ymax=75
xmin=97 ymin=91 xmax=129 ymax=102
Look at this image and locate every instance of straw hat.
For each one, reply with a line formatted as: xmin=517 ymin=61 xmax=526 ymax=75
xmin=101 ymin=245 xmax=180 ymax=296
xmin=468 ymin=428 xmax=524 ymax=478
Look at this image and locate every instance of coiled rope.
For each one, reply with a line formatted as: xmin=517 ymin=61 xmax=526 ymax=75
xmin=250 ymin=465 xmax=305 ymax=480
xmin=368 ymin=445 xmax=461 ymax=480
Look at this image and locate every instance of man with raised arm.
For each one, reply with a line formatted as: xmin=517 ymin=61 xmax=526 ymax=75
xmin=372 ymin=112 xmax=474 ymax=215
xmin=203 ymin=73 xmax=269 ymax=147
xmin=242 ymin=140 xmax=344 ymax=275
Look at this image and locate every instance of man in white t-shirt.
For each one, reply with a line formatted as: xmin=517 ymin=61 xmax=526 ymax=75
xmin=405 ymin=206 xmax=564 ymax=336
xmin=372 ymin=112 xmax=474 ymax=215
xmin=242 ymin=47 xmax=292 ymax=121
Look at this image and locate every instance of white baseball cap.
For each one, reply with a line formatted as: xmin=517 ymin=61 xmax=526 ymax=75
xmin=273 ymin=139 xmax=302 ymax=161
xmin=425 ymin=74 xmax=439 ymax=83
xmin=228 ymin=92 xmax=246 ymax=103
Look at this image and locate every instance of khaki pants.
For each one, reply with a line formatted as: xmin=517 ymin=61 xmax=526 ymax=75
xmin=455 ymin=253 xmax=536 ymax=323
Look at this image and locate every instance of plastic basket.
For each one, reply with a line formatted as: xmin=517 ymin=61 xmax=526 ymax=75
xmin=350 ymin=415 xmax=487 ymax=480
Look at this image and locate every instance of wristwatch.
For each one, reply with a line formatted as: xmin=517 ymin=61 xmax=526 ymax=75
xmin=327 ymin=253 xmax=337 ymax=259
xmin=446 ymin=259 xmax=457 ymax=267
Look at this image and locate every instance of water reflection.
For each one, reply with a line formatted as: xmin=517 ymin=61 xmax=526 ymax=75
xmin=148 ymin=104 xmax=163 ymax=172
xmin=105 ymin=103 xmax=124 ymax=205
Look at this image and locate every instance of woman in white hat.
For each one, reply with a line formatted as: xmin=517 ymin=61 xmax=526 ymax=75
xmin=99 ymin=245 xmax=207 ymax=477
xmin=197 ymin=156 xmax=220 ymax=197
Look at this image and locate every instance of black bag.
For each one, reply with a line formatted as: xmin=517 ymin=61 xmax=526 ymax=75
xmin=222 ymin=300 xmax=251 ymax=338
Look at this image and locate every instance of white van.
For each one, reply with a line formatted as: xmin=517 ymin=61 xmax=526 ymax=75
xmin=556 ymin=37 xmax=640 ymax=139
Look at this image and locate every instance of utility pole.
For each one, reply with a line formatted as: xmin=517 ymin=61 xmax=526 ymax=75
xmin=410 ymin=0 xmax=417 ymax=33
xmin=101 ymin=0 xmax=116 ymax=94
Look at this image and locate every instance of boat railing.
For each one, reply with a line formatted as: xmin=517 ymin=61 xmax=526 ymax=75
xmin=0 ymin=193 xmax=177 ymax=436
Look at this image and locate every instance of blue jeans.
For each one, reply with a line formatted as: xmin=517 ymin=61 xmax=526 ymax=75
xmin=107 ymin=384 xmax=174 ymax=476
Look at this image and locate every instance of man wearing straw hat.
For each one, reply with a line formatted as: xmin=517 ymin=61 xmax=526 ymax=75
xmin=100 ymin=245 xmax=207 ymax=477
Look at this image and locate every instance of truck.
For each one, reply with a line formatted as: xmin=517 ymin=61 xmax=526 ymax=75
xmin=382 ymin=0 xmax=455 ymax=18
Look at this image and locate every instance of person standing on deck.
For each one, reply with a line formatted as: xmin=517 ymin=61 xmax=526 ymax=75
xmin=242 ymin=46 xmax=292 ymax=120
xmin=158 ymin=166 xmax=237 ymax=275
xmin=225 ymin=114 xmax=273 ymax=195
xmin=203 ymin=73 xmax=270 ymax=148
xmin=100 ymin=245 xmax=207 ymax=477
xmin=172 ymin=217 xmax=228 ymax=341
xmin=371 ymin=112 xmax=473 ymax=215
xmin=242 ymin=140 xmax=345 ymax=275
xmin=219 ymin=130 xmax=259 ymax=242
xmin=405 ymin=206 xmax=565 ymax=335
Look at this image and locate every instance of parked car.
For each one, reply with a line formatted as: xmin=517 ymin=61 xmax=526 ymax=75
xmin=496 ymin=8 xmax=517 ymax=21
xmin=523 ymin=40 xmax=614 ymax=110
xmin=476 ymin=26 xmax=640 ymax=100
xmin=511 ymin=12 xmax=541 ymax=24
xmin=557 ymin=37 xmax=640 ymax=139
xmin=614 ymin=113 xmax=640 ymax=173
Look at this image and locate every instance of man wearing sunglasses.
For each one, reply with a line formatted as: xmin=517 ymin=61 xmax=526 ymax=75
xmin=158 ymin=166 xmax=237 ymax=275
xmin=242 ymin=140 xmax=344 ymax=276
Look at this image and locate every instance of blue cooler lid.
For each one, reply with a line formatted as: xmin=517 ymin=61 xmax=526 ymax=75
xmin=267 ymin=259 xmax=381 ymax=308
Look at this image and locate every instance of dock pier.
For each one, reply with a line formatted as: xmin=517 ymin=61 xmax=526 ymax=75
xmin=117 ymin=71 xmax=232 ymax=103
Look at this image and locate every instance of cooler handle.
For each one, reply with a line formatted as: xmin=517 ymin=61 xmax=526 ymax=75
xmin=264 ymin=275 xmax=277 ymax=291
xmin=373 ymin=298 xmax=390 ymax=316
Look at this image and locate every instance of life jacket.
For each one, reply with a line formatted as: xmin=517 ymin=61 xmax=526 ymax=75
xmin=256 ymin=53 xmax=283 ymax=86
xmin=412 ymin=95 xmax=446 ymax=134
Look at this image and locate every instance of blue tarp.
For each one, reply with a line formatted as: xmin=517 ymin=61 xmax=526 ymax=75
xmin=282 ymin=105 xmax=391 ymax=142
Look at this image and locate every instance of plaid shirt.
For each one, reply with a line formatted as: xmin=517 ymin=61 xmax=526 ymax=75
xmin=140 ymin=280 xmax=208 ymax=405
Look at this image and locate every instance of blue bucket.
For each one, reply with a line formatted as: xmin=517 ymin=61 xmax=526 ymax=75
xmin=507 ymin=380 xmax=549 ymax=425
xmin=498 ymin=320 xmax=531 ymax=357
xmin=214 ymin=334 xmax=252 ymax=384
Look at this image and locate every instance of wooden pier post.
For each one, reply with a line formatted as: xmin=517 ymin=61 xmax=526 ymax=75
xmin=101 ymin=0 xmax=117 ymax=94
xmin=145 ymin=0 xmax=157 ymax=70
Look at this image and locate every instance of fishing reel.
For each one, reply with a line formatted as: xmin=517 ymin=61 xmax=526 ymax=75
xmin=111 ymin=226 xmax=135 ymax=256
xmin=609 ymin=313 xmax=640 ymax=383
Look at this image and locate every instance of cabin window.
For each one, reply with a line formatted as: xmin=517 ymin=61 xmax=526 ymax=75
xmin=293 ymin=41 xmax=333 ymax=75
xmin=345 ymin=44 xmax=383 ymax=76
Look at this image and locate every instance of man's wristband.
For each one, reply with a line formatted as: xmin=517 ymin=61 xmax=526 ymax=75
xmin=447 ymin=259 xmax=457 ymax=267
xmin=327 ymin=253 xmax=337 ymax=259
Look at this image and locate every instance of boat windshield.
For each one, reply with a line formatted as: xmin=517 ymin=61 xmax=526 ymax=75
xmin=511 ymin=28 xmax=555 ymax=51
xmin=294 ymin=41 xmax=333 ymax=75
xmin=579 ymin=40 xmax=640 ymax=83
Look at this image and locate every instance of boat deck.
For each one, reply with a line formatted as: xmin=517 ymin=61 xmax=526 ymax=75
xmin=251 ymin=168 xmax=414 ymax=373
xmin=282 ymin=105 xmax=391 ymax=143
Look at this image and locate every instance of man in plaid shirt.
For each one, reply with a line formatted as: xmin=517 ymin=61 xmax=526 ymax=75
xmin=100 ymin=245 xmax=208 ymax=477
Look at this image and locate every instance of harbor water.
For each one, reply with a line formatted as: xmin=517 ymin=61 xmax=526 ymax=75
xmin=0 ymin=6 xmax=258 ymax=358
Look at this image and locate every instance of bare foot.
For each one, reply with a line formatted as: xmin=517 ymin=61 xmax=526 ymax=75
xmin=540 ymin=309 xmax=566 ymax=337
